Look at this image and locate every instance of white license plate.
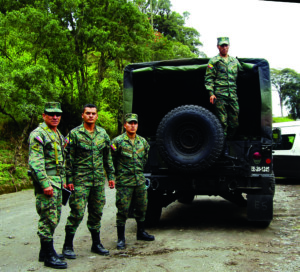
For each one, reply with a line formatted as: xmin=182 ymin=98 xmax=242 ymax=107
xmin=251 ymin=166 xmax=271 ymax=173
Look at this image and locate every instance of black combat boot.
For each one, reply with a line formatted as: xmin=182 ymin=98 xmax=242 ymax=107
xmin=136 ymin=221 xmax=155 ymax=241
xmin=44 ymin=240 xmax=67 ymax=269
xmin=62 ymin=233 xmax=76 ymax=259
xmin=117 ymin=226 xmax=126 ymax=250
xmin=90 ymin=230 xmax=109 ymax=256
xmin=39 ymin=239 xmax=65 ymax=262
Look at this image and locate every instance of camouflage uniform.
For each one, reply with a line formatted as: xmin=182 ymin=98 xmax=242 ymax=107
xmin=28 ymin=122 xmax=65 ymax=241
xmin=65 ymin=124 xmax=114 ymax=234
xmin=111 ymin=132 xmax=150 ymax=226
xmin=205 ymin=54 xmax=243 ymax=138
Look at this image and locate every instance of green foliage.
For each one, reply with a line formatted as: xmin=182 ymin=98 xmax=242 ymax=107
xmin=0 ymin=140 xmax=30 ymax=187
xmin=271 ymin=68 xmax=300 ymax=120
xmin=0 ymin=0 xmax=204 ymax=174
xmin=282 ymin=72 xmax=300 ymax=120
xmin=0 ymin=0 xmax=158 ymax=136
xmin=135 ymin=0 xmax=205 ymax=58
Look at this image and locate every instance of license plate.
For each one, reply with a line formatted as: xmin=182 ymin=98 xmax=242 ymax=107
xmin=251 ymin=166 xmax=271 ymax=173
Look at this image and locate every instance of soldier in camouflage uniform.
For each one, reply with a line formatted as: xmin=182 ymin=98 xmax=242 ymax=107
xmin=62 ymin=104 xmax=115 ymax=259
xmin=205 ymin=37 xmax=243 ymax=144
xmin=111 ymin=113 xmax=155 ymax=250
xmin=28 ymin=102 xmax=67 ymax=269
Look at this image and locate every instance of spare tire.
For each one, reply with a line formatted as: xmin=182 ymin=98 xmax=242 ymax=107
xmin=156 ymin=105 xmax=224 ymax=172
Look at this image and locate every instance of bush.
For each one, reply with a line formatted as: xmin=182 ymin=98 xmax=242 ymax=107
xmin=0 ymin=139 xmax=31 ymax=193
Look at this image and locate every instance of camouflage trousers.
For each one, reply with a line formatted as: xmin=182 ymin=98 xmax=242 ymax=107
xmin=36 ymin=186 xmax=62 ymax=241
xmin=215 ymin=95 xmax=239 ymax=138
xmin=65 ymin=184 xmax=106 ymax=234
xmin=116 ymin=184 xmax=147 ymax=226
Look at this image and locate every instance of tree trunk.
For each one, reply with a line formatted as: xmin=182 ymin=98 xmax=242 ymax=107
xmin=279 ymin=93 xmax=284 ymax=117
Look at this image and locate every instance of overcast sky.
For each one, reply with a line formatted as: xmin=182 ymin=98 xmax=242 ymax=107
xmin=170 ymin=0 xmax=300 ymax=116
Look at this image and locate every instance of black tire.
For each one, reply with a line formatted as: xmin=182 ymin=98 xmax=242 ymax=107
xmin=250 ymin=221 xmax=271 ymax=228
xmin=156 ymin=105 xmax=224 ymax=172
xmin=178 ymin=193 xmax=195 ymax=204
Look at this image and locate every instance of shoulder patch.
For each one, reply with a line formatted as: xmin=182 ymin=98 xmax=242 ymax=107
xmin=31 ymin=143 xmax=40 ymax=151
xmin=111 ymin=144 xmax=117 ymax=151
xmin=64 ymin=137 xmax=70 ymax=148
xmin=208 ymin=63 xmax=214 ymax=69
xmin=35 ymin=136 xmax=44 ymax=145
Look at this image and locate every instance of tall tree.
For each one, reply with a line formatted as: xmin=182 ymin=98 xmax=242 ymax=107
xmin=281 ymin=71 xmax=300 ymax=119
xmin=134 ymin=0 xmax=205 ymax=57
xmin=0 ymin=0 xmax=155 ymax=135
xmin=270 ymin=68 xmax=297 ymax=117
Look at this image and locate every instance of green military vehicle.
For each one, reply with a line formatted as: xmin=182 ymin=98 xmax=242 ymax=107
xmin=123 ymin=58 xmax=276 ymax=226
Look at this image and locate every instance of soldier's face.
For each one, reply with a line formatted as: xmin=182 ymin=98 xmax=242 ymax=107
xmin=43 ymin=113 xmax=61 ymax=130
xmin=124 ymin=121 xmax=138 ymax=135
xmin=82 ymin=107 xmax=98 ymax=124
xmin=217 ymin=44 xmax=229 ymax=57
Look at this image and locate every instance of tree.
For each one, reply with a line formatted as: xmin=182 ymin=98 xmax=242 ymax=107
xmin=134 ymin=0 xmax=205 ymax=58
xmin=281 ymin=71 xmax=300 ymax=119
xmin=270 ymin=68 xmax=298 ymax=117
xmin=0 ymin=5 xmax=69 ymax=128
xmin=0 ymin=0 xmax=155 ymax=135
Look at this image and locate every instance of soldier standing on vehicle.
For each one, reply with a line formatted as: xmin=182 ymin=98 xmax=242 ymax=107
xmin=205 ymin=37 xmax=242 ymax=153
xmin=62 ymin=104 xmax=115 ymax=259
xmin=111 ymin=113 xmax=155 ymax=250
xmin=28 ymin=102 xmax=67 ymax=269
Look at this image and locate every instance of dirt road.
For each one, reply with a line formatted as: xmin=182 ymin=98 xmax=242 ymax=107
xmin=1 ymin=182 xmax=299 ymax=272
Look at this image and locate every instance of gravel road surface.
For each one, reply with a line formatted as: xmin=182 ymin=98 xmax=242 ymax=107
xmin=1 ymin=182 xmax=299 ymax=272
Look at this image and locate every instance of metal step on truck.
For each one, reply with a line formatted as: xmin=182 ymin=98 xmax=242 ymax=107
xmin=123 ymin=58 xmax=277 ymax=226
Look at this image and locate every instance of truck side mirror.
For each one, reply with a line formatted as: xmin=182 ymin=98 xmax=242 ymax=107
xmin=272 ymin=127 xmax=282 ymax=144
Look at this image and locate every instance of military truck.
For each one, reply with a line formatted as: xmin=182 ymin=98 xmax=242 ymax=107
xmin=123 ymin=58 xmax=276 ymax=226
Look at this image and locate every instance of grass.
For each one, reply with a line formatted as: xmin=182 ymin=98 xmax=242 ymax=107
xmin=273 ymin=117 xmax=295 ymax=123
xmin=0 ymin=140 xmax=32 ymax=194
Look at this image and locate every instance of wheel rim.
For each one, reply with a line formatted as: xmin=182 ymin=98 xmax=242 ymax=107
xmin=174 ymin=123 xmax=204 ymax=154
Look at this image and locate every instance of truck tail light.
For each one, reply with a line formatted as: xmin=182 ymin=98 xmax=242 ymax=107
xmin=253 ymin=152 xmax=261 ymax=160
xmin=265 ymin=158 xmax=272 ymax=164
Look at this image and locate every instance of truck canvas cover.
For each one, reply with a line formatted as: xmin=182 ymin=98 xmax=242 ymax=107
xmin=123 ymin=58 xmax=272 ymax=143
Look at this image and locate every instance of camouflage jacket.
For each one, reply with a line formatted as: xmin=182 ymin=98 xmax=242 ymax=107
xmin=28 ymin=122 xmax=66 ymax=190
xmin=205 ymin=55 xmax=243 ymax=98
xmin=66 ymin=124 xmax=115 ymax=186
xmin=111 ymin=133 xmax=150 ymax=187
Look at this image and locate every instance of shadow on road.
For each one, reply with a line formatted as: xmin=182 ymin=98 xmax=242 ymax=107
xmin=150 ymin=197 xmax=254 ymax=230
xmin=275 ymin=177 xmax=300 ymax=185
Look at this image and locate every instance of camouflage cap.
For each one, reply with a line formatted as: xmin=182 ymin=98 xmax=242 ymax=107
xmin=44 ymin=102 xmax=63 ymax=113
xmin=125 ymin=113 xmax=138 ymax=122
xmin=217 ymin=37 xmax=230 ymax=46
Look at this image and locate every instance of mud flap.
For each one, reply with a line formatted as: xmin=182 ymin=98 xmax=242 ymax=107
xmin=247 ymin=195 xmax=273 ymax=222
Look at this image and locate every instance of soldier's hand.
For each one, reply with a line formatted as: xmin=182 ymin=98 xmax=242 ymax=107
xmin=43 ymin=186 xmax=54 ymax=197
xmin=108 ymin=180 xmax=115 ymax=189
xmin=67 ymin=184 xmax=74 ymax=191
xmin=210 ymin=95 xmax=217 ymax=104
